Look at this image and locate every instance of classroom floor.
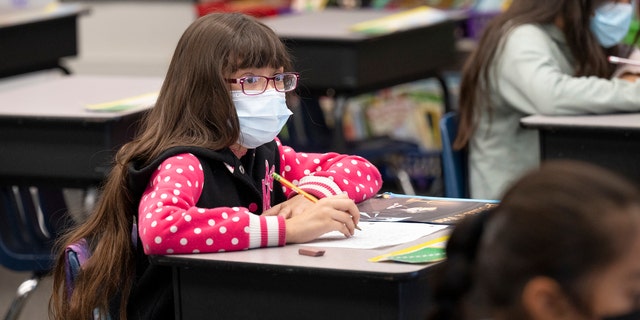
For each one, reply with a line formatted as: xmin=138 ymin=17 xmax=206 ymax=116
xmin=0 ymin=269 xmax=51 ymax=319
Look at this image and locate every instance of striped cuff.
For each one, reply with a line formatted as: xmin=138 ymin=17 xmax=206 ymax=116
xmin=248 ymin=214 xmax=286 ymax=248
xmin=297 ymin=175 xmax=343 ymax=199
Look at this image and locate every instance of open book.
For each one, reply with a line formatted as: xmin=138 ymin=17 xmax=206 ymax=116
xmin=358 ymin=192 xmax=498 ymax=225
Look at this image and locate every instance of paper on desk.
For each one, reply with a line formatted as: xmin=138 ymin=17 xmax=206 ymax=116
xmin=85 ymin=92 xmax=158 ymax=112
xmin=302 ymin=221 xmax=448 ymax=249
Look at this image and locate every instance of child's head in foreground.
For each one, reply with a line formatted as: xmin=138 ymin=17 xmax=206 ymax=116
xmin=430 ymin=160 xmax=640 ymax=320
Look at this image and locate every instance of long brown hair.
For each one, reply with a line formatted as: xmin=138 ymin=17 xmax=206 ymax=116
xmin=49 ymin=13 xmax=292 ymax=320
xmin=454 ymin=0 xmax=617 ymax=149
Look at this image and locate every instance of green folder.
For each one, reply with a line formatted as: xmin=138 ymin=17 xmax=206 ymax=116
xmin=386 ymin=246 xmax=446 ymax=264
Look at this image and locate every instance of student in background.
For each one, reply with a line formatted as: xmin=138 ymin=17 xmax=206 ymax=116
xmin=49 ymin=13 xmax=382 ymax=320
xmin=455 ymin=0 xmax=640 ymax=200
xmin=428 ymin=160 xmax=640 ymax=320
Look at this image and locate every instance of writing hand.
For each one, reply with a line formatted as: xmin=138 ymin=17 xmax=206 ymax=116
xmin=284 ymin=194 xmax=360 ymax=243
xmin=261 ymin=194 xmax=314 ymax=218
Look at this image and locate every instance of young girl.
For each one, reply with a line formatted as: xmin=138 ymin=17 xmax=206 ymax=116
xmin=49 ymin=13 xmax=382 ymax=320
xmin=428 ymin=160 xmax=640 ymax=320
xmin=455 ymin=0 xmax=640 ymax=200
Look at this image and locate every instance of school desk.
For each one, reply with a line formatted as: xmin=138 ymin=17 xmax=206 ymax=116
xmin=151 ymin=227 xmax=450 ymax=320
xmin=521 ymin=113 xmax=640 ymax=184
xmin=0 ymin=3 xmax=89 ymax=78
xmin=0 ymin=75 xmax=162 ymax=187
xmin=261 ymin=8 xmax=459 ymax=151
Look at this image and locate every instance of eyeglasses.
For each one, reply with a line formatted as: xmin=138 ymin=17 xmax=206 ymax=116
xmin=226 ymin=72 xmax=300 ymax=96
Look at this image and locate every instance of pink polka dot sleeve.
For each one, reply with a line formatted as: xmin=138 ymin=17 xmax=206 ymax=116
xmin=137 ymin=153 xmax=285 ymax=255
xmin=274 ymin=139 xmax=383 ymax=203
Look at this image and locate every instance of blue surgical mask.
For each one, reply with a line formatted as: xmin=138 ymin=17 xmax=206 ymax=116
xmin=590 ymin=2 xmax=633 ymax=48
xmin=232 ymin=89 xmax=292 ymax=149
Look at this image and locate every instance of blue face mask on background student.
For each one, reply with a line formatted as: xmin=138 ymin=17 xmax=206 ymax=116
xmin=590 ymin=2 xmax=633 ymax=48
xmin=232 ymin=89 xmax=292 ymax=149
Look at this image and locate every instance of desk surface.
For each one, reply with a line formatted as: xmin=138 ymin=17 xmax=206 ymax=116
xmin=0 ymin=75 xmax=163 ymax=185
xmin=153 ymin=227 xmax=450 ymax=279
xmin=521 ymin=113 xmax=640 ymax=130
xmin=262 ymin=8 xmax=452 ymax=41
xmin=521 ymin=113 xmax=640 ymax=187
xmin=0 ymin=75 xmax=162 ymax=120
xmin=0 ymin=3 xmax=90 ymax=78
xmin=0 ymin=3 xmax=89 ymax=27
xmin=261 ymin=8 xmax=458 ymax=154
xmin=154 ymin=226 xmax=451 ymax=319
xmin=260 ymin=8 xmax=457 ymax=94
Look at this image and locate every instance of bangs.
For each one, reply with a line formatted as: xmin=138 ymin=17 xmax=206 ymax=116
xmin=227 ymin=21 xmax=290 ymax=72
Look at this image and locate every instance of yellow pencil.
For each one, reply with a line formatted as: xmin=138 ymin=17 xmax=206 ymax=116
xmin=271 ymin=172 xmax=361 ymax=231
xmin=272 ymin=172 xmax=318 ymax=203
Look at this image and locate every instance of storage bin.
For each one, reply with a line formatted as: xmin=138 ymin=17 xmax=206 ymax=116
xmin=464 ymin=10 xmax=500 ymax=40
xmin=0 ymin=0 xmax=53 ymax=11
xmin=195 ymin=0 xmax=291 ymax=18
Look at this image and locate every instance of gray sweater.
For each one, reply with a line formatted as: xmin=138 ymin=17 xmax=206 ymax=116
xmin=469 ymin=23 xmax=640 ymax=199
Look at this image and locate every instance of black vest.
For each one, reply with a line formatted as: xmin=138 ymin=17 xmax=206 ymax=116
xmin=122 ymin=141 xmax=286 ymax=319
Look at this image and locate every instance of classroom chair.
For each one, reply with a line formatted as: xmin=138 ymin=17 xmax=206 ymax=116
xmin=0 ymin=186 xmax=69 ymax=320
xmin=439 ymin=111 xmax=468 ymax=198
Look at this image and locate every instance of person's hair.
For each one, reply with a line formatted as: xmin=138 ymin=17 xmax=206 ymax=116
xmin=454 ymin=0 xmax=620 ymax=150
xmin=49 ymin=12 xmax=292 ymax=320
xmin=428 ymin=160 xmax=640 ymax=320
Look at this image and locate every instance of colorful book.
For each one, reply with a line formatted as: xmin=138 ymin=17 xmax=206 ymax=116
xmin=358 ymin=192 xmax=498 ymax=224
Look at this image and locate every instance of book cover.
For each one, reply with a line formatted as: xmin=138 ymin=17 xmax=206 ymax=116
xmin=358 ymin=192 xmax=498 ymax=224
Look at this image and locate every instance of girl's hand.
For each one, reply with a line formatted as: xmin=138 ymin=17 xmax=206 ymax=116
xmin=619 ymin=72 xmax=640 ymax=82
xmin=283 ymin=194 xmax=360 ymax=243
xmin=262 ymin=194 xmax=313 ymax=218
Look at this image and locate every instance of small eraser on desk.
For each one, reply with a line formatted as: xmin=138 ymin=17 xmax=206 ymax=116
xmin=298 ymin=247 xmax=325 ymax=257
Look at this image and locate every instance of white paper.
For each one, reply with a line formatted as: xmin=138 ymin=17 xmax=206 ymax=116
xmin=303 ymin=221 xmax=448 ymax=249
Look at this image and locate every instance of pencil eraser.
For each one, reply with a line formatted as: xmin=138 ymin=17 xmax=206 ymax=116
xmin=298 ymin=247 xmax=325 ymax=257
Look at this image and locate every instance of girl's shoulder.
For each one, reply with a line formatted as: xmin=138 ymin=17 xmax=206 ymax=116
xmin=507 ymin=23 xmax=560 ymax=43
xmin=129 ymin=146 xmax=232 ymax=195
xmin=500 ymin=23 xmax=561 ymax=54
xmin=158 ymin=152 xmax=201 ymax=167
xmin=507 ymin=23 xmax=551 ymax=38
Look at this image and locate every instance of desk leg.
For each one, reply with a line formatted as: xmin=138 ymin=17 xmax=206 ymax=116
xmin=331 ymin=95 xmax=349 ymax=153
xmin=433 ymin=73 xmax=453 ymax=113
xmin=57 ymin=64 xmax=72 ymax=75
